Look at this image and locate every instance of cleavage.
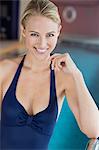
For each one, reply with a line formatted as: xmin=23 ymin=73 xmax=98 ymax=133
xmin=15 ymin=69 xmax=50 ymax=116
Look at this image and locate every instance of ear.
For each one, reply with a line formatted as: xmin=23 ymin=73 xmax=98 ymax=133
xmin=20 ymin=24 xmax=26 ymax=37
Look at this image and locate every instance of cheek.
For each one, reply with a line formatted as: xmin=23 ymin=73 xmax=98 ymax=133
xmin=48 ymin=39 xmax=58 ymax=53
xmin=25 ymin=36 xmax=35 ymax=48
xmin=50 ymin=38 xmax=58 ymax=48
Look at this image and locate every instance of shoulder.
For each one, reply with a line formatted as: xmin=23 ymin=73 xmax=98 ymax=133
xmin=0 ymin=55 xmax=24 ymax=83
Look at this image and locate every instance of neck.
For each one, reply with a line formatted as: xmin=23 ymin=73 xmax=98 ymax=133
xmin=24 ymin=51 xmax=51 ymax=73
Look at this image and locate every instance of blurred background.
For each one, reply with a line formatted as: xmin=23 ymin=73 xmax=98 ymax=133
xmin=0 ymin=0 xmax=99 ymax=149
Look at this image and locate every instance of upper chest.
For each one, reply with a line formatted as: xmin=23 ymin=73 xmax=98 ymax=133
xmin=2 ymin=61 xmax=65 ymax=116
xmin=3 ymin=65 xmax=64 ymax=99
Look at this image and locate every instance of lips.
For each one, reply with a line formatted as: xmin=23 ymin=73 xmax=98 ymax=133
xmin=34 ymin=47 xmax=48 ymax=54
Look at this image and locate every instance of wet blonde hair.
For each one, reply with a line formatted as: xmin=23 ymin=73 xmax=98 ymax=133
xmin=20 ymin=0 xmax=61 ymax=42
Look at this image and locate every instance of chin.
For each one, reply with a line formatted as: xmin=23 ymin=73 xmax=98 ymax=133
xmin=34 ymin=51 xmax=50 ymax=61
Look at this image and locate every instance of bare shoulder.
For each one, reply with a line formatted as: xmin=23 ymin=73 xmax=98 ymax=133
xmin=0 ymin=56 xmax=24 ymax=82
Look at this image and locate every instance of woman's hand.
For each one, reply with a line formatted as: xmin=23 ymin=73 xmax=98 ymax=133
xmin=50 ymin=53 xmax=81 ymax=76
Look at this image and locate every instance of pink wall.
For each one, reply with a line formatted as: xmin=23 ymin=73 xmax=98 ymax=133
xmin=51 ymin=0 xmax=99 ymax=38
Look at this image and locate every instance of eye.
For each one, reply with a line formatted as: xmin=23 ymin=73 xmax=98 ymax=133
xmin=47 ymin=33 xmax=55 ymax=37
xmin=30 ymin=33 xmax=39 ymax=37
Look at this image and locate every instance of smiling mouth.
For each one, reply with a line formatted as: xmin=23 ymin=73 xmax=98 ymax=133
xmin=34 ymin=47 xmax=48 ymax=54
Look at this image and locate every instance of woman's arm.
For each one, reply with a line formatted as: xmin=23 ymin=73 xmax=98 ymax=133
xmin=50 ymin=53 xmax=99 ymax=138
xmin=65 ymin=71 xmax=99 ymax=138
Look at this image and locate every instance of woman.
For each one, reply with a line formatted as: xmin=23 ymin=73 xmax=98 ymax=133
xmin=0 ymin=0 xmax=99 ymax=149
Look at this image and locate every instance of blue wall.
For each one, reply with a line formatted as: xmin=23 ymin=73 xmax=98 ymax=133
xmin=48 ymin=46 xmax=99 ymax=150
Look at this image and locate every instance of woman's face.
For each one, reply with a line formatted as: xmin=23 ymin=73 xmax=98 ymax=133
xmin=21 ymin=15 xmax=61 ymax=60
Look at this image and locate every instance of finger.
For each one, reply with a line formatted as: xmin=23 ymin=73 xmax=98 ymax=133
xmin=57 ymin=56 xmax=67 ymax=68
xmin=51 ymin=53 xmax=67 ymax=70
xmin=55 ymin=58 xmax=66 ymax=71
xmin=51 ymin=57 xmax=56 ymax=70
xmin=51 ymin=57 xmax=59 ymax=70
xmin=58 ymin=60 xmax=63 ymax=69
xmin=56 ymin=59 xmax=61 ymax=71
xmin=50 ymin=53 xmax=60 ymax=61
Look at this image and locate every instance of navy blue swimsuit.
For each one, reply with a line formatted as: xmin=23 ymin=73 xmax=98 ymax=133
xmin=1 ymin=55 xmax=58 ymax=150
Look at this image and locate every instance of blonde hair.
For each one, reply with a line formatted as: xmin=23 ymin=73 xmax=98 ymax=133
xmin=21 ymin=0 xmax=61 ymax=28
xmin=20 ymin=0 xmax=61 ymax=42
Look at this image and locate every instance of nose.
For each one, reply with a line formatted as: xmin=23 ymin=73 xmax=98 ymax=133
xmin=38 ymin=37 xmax=47 ymax=49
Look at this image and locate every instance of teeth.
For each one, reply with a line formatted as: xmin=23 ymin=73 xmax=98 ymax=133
xmin=37 ymin=49 xmax=47 ymax=52
xmin=35 ymin=47 xmax=47 ymax=53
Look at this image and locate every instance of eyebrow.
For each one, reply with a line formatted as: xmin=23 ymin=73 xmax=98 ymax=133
xmin=29 ymin=31 xmax=56 ymax=34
